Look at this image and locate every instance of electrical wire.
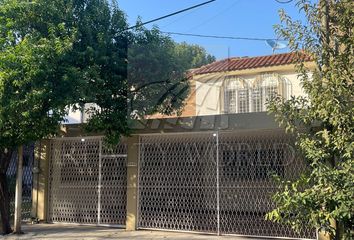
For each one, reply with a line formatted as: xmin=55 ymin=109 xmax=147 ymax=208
xmin=121 ymin=0 xmax=217 ymax=32
xmin=160 ymin=31 xmax=282 ymax=41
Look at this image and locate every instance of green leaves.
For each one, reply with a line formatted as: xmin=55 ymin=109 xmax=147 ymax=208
xmin=267 ymin=1 xmax=354 ymax=239
xmin=0 ymin=0 xmax=77 ymax=147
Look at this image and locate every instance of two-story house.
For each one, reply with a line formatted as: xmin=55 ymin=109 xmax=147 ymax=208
xmin=160 ymin=52 xmax=313 ymax=118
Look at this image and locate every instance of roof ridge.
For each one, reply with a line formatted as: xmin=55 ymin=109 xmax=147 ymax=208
xmin=192 ymin=52 xmax=312 ymax=75
xmin=225 ymin=52 xmax=299 ymax=62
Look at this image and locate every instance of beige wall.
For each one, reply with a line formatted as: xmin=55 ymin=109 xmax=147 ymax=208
xmin=196 ymin=78 xmax=223 ymax=115
xmin=149 ymin=80 xmax=196 ymax=119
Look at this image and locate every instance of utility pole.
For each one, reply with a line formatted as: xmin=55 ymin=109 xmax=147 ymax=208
xmin=320 ymin=0 xmax=330 ymax=68
xmin=14 ymin=145 xmax=23 ymax=234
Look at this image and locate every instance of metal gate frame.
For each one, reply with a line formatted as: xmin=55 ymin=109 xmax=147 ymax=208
xmin=136 ymin=130 xmax=315 ymax=239
xmin=48 ymin=136 xmax=127 ymax=227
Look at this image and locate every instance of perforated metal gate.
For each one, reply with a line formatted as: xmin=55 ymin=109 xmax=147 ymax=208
xmin=48 ymin=137 xmax=127 ymax=226
xmin=138 ymin=131 xmax=315 ymax=239
xmin=138 ymin=133 xmax=218 ymax=233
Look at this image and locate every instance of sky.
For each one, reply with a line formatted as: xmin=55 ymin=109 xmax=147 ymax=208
xmin=118 ymin=0 xmax=308 ymax=60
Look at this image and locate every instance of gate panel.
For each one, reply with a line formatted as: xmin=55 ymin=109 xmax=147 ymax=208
xmin=138 ymin=133 xmax=218 ymax=233
xmin=138 ymin=131 xmax=315 ymax=238
xmin=100 ymin=144 xmax=127 ymax=225
xmin=49 ymin=138 xmax=100 ymax=224
xmin=219 ymin=131 xmax=315 ymax=238
xmin=48 ymin=137 xmax=127 ymax=226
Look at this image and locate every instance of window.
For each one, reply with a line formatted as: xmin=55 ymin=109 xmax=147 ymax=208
xmin=252 ymin=88 xmax=262 ymax=112
xmin=238 ymin=89 xmax=249 ymax=113
xmin=224 ymin=77 xmax=249 ymax=114
xmin=252 ymin=73 xmax=291 ymax=112
xmin=224 ymin=73 xmax=291 ymax=113
xmin=225 ymin=88 xmax=237 ymax=113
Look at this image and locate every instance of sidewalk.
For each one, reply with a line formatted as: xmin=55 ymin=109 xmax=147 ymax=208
xmin=2 ymin=223 xmax=266 ymax=240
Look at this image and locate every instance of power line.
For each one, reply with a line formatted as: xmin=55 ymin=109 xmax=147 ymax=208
xmin=121 ymin=0 xmax=216 ymax=32
xmin=160 ymin=31 xmax=282 ymax=41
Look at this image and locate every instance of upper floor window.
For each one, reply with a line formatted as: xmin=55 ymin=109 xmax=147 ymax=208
xmin=224 ymin=73 xmax=291 ymax=113
xmin=253 ymin=73 xmax=291 ymax=112
xmin=224 ymin=77 xmax=249 ymax=114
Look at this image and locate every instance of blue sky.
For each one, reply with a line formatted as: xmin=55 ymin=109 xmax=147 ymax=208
xmin=118 ymin=0 xmax=307 ymax=60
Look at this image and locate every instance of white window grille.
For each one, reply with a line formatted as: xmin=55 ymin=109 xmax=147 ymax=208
xmin=262 ymin=73 xmax=279 ymax=104
xmin=252 ymin=88 xmax=263 ymax=112
xmin=225 ymin=89 xmax=237 ymax=113
xmin=224 ymin=77 xmax=249 ymax=114
xmin=237 ymin=89 xmax=249 ymax=113
xmin=252 ymin=73 xmax=291 ymax=112
xmin=224 ymin=73 xmax=291 ymax=113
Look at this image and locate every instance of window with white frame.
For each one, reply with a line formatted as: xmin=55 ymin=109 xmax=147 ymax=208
xmin=224 ymin=77 xmax=249 ymax=114
xmin=252 ymin=88 xmax=263 ymax=112
xmin=252 ymin=73 xmax=291 ymax=112
xmin=224 ymin=73 xmax=291 ymax=113
xmin=238 ymin=89 xmax=249 ymax=113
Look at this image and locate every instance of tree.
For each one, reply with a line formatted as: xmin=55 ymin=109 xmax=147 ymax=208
xmin=83 ymin=22 xmax=216 ymax=142
xmin=126 ymin=26 xmax=197 ymax=122
xmin=0 ymin=0 xmax=215 ymax=233
xmin=266 ymin=1 xmax=353 ymax=239
xmin=174 ymin=42 xmax=216 ymax=70
xmin=0 ymin=0 xmax=79 ymax=233
xmin=63 ymin=0 xmax=131 ymax=145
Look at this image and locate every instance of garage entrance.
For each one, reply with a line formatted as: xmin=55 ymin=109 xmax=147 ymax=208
xmin=48 ymin=137 xmax=127 ymax=226
xmin=138 ymin=131 xmax=315 ymax=239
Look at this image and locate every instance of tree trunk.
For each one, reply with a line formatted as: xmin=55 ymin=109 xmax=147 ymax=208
xmin=14 ymin=146 xmax=23 ymax=234
xmin=0 ymin=149 xmax=14 ymax=235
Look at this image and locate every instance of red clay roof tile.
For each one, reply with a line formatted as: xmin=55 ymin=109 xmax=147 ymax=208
xmin=193 ymin=52 xmax=312 ymax=75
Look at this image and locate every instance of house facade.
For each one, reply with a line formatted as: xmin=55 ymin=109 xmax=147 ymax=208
xmin=31 ymin=53 xmax=319 ymax=239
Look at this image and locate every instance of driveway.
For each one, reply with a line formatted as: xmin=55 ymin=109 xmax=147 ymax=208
xmin=2 ymin=223 xmax=267 ymax=240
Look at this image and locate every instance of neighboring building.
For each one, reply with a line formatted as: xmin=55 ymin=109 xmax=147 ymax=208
xmin=64 ymin=103 xmax=96 ymax=124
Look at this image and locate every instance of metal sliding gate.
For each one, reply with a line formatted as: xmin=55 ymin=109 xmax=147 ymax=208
xmin=138 ymin=131 xmax=315 ymax=239
xmin=7 ymin=145 xmax=34 ymax=220
xmin=48 ymin=137 xmax=127 ymax=226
